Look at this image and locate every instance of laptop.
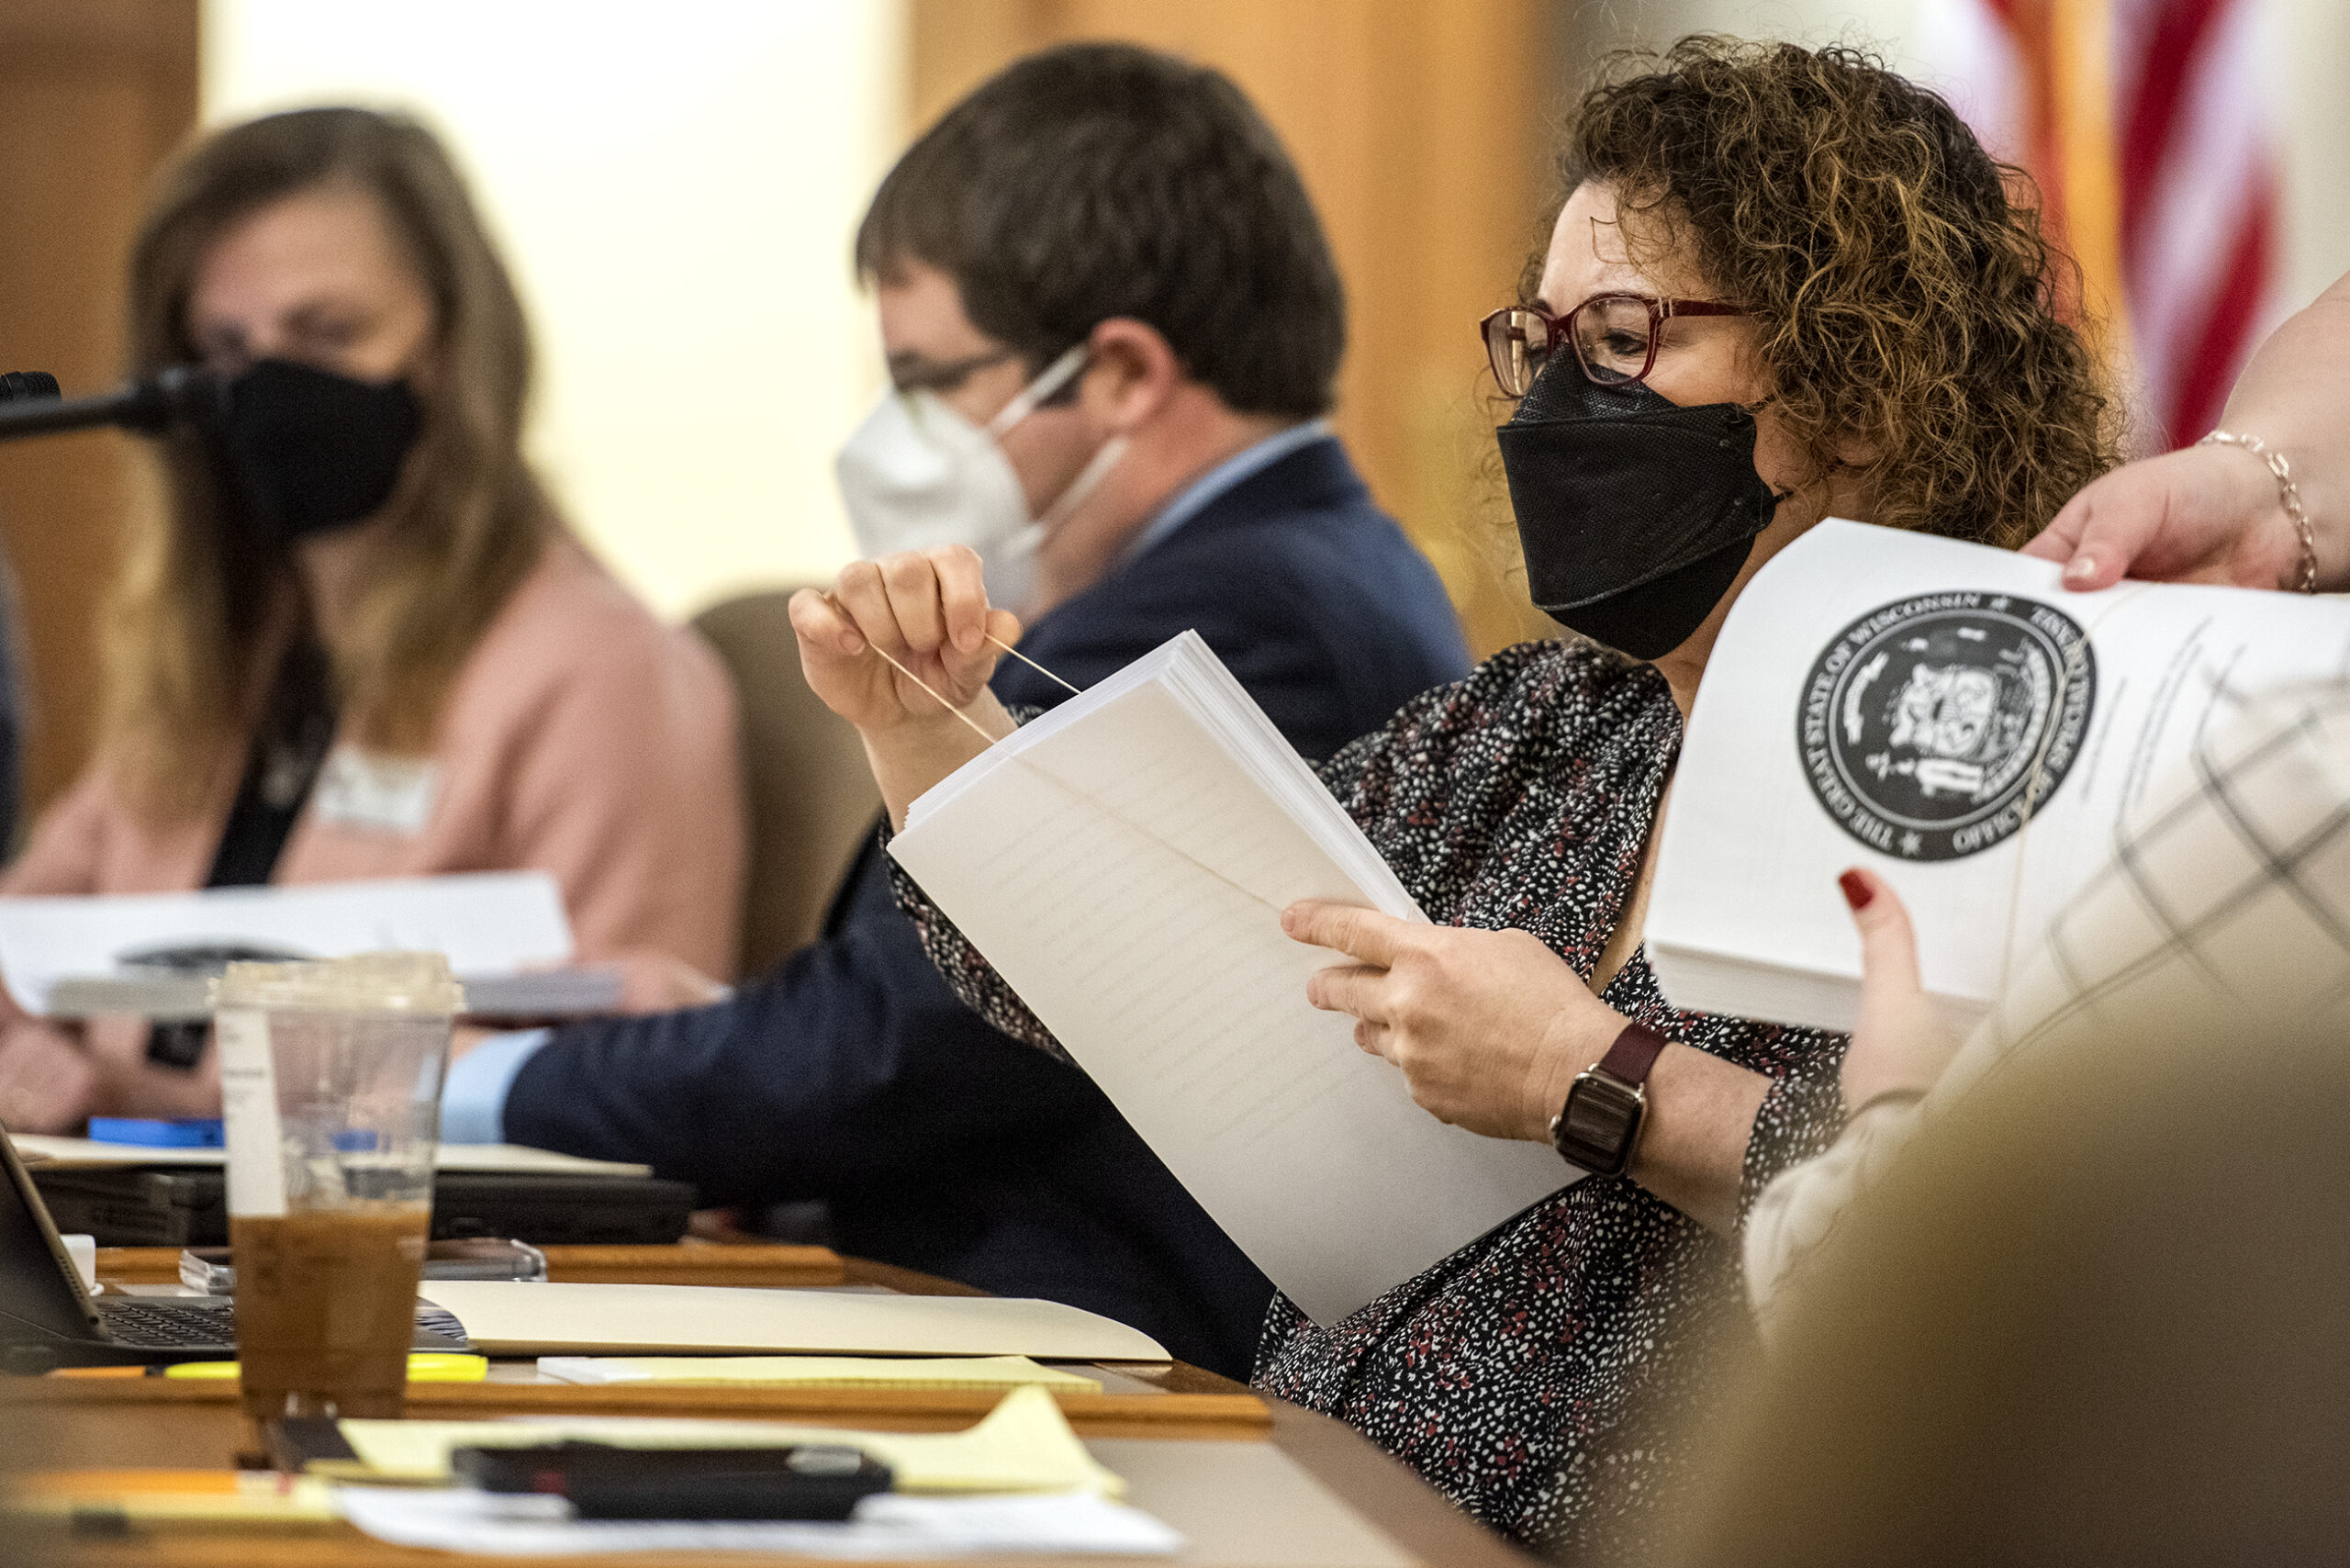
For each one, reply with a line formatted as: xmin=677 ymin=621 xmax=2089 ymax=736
xmin=0 ymin=1126 xmax=467 ymax=1370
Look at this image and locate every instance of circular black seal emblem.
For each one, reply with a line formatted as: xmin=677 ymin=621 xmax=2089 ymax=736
xmin=1796 ymin=592 xmax=2096 ymax=861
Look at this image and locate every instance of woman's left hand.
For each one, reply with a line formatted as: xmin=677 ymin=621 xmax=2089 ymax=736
xmin=1835 ymin=868 xmax=1965 ymax=1114
xmin=1283 ymin=901 xmax=1620 ymax=1142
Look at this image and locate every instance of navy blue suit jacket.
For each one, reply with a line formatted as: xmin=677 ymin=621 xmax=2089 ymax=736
xmin=504 ymin=439 xmax=1471 ymax=1377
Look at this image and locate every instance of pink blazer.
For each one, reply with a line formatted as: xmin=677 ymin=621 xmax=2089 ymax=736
xmin=0 ymin=535 xmax=746 ymax=1128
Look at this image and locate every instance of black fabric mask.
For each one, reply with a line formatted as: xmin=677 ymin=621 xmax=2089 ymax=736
xmin=1495 ymin=356 xmax=1784 ymax=661
xmin=219 ymin=357 xmax=423 ymax=542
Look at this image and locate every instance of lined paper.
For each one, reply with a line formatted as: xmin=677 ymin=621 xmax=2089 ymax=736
xmin=890 ymin=633 xmax=1572 ymax=1325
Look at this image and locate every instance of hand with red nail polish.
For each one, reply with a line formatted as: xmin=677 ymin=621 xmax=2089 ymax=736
xmin=1835 ymin=867 xmax=1964 ymax=1116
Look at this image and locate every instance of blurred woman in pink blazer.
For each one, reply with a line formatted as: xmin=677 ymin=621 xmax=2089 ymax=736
xmin=0 ymin=108 xmax=745 ymax=1131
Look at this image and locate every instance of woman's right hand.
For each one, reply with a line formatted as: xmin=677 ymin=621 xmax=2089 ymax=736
xmin=788 ymin=547 xmax=1025 ymax=826
xmin=2021 ymin=442 xmax=2312 ymax=592
xmin=789 ymin=547 xmax=1022 ymax=735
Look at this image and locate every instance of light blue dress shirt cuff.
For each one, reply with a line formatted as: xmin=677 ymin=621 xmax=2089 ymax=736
xmin=438 ymin=1028 xmax=552 ymax=1146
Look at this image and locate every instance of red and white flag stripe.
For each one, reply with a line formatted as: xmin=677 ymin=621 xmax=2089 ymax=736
xmin=1923 ymin=0 xmax=2282 ymax=452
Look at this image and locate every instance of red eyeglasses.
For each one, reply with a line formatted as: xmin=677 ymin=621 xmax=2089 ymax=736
xmin=1479 ymin=295 xmax=1751 ymax=397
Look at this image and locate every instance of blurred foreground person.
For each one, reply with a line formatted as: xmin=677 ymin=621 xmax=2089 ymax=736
xmin=0 ymin=108 xmax=744 ymax=1131
xmin=445 ymin=44 xmax=1472 ymax=1378
xmin=1664 ymin=1000 xmax=2350 ymax=1567
xmin=1748 ymin=678 xmax=2350 ymax=1331
xmin=1751 ymin=264 xmax=2350 ymax=1322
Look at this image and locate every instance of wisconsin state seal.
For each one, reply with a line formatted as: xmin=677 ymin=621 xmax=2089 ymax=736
xmin=1796 ymin=592 xmax=2095 ymax=861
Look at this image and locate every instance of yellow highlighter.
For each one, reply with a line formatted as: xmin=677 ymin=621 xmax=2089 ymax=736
xmin=162 ymin=1353 xmax=488 ymax=1383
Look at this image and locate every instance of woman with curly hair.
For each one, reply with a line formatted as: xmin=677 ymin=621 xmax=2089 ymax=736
xmin=788 ymin=36 xmax=2119 ymax=1560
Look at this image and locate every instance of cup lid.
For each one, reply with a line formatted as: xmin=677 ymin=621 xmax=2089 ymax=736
xmin=209 ymin=951 xmax=466 ymax=1014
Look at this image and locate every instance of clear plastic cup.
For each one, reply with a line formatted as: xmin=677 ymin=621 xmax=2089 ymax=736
xmin=212 ymin=953 xmax=464 ymax=1422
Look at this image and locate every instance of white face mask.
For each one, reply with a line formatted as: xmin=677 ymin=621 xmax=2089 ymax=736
xmin=834 ymin=344 xmax=1125 ymax=613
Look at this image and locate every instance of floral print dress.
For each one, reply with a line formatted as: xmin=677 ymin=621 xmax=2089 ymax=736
xmin=892 ymin=640 xmax=1848 ymax=1558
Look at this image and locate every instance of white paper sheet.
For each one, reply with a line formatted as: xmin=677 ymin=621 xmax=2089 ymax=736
xmin=8 ymin=1133 xmax=650 ymax=1178
xmin=1649 ymin=519 xmax=2350 ymax=1031
xmin=0 ymin=871 xmax=577 ymax=1016
xmin=890 ymin=632 xmax=1572 ymax=1326
xmin=335 ymin=1487 xmax=1182 ymax=1558
xmin=414 ymin=1280 xmax=1169 ymax=1361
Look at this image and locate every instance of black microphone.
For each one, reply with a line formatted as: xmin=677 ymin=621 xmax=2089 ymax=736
xmin=0 ymin=364 xmax=218 ymax=441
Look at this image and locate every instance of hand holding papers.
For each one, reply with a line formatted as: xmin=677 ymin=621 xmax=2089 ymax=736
xmin=1647 ymin=519 xmax=2350 ymax=1032
xmin=888 ymin=632 xmax=1570 ymax=1325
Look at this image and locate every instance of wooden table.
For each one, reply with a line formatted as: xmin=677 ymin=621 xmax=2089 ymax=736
xmin=2 ymin=1244 xmax=1534 ymax=1567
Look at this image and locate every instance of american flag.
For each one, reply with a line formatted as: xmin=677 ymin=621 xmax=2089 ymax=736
xmin=1921 ymin=0 xmax=2282 ymax=454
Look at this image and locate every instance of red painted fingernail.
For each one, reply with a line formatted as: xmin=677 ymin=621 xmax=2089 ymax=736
xmin=1838 ymin=870 xmax=1874 ymax=911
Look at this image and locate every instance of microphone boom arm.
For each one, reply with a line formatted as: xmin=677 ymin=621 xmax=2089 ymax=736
xmin=0 ymin=365 xmax=216 ymax=442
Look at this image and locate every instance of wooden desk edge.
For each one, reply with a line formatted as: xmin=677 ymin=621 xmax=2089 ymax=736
xmin=94 ymin=1242 xmax=847 ymax=1289
xmin=6 ymin=1373 xmax=1270 ymax=1439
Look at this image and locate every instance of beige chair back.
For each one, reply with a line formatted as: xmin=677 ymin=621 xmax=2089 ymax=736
xmin=692 ymin=589 xmax=882 ymax=978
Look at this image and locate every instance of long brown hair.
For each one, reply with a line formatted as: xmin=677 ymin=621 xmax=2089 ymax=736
xmin=104 ymin=106 xmax=550 ymax=818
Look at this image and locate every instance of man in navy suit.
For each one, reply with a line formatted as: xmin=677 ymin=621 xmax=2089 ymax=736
xmin=440 ymin=44 xmax=1470 ymax=1380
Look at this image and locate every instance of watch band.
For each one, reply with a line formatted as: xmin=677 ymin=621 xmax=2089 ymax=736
xmin=1549 ymin=1022 xmax=1669 ymax=1177
xmin=1595 ymin=1021 xmax=1667 ymax=1087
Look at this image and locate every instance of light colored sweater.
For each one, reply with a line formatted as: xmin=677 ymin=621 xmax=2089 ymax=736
xmin=0 ymin=535 xmax=745 ymax=1128
xmin=1745 ymin=680 xmax=2350 ymax=1340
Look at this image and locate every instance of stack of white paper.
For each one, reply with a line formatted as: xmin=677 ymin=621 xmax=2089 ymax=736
xmin=890 ymin=631 xmax=1571 ymax=1325
xmin=415 ymin=1280 xmax=1170 ymax=1361
xmin=0 ymin=872 xmax=620 ymax=1020
xmin=1648 ymin=519 xmax=2350 ymax=1032
xmin=9 ymin=1133 xmax=651 ymax=1178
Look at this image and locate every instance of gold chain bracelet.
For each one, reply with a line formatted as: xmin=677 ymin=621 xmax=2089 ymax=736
xmin=2199 ymin=429 xmax=2320 ymax=593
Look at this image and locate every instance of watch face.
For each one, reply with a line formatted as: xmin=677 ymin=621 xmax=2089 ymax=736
xmin=1556 ymin=1073 xmax=1643 ymax=1176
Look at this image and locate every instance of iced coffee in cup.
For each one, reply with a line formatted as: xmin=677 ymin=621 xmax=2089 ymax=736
xmin=212 ymin=953 xmax=463 ymax=1422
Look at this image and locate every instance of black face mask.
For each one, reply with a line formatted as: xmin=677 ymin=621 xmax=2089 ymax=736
xmin=1495 ymin=355 xmax=1785 ymax=661
xmin=218 ymin=357 xmax=423 ymax=543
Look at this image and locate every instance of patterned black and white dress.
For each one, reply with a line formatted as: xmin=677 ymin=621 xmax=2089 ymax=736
xmin=892 ymin=640 xmax=1848 ymax=1557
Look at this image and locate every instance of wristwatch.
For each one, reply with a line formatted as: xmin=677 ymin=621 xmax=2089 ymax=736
xmin=1550 ymin=1022 xmax=1667 ymax=1177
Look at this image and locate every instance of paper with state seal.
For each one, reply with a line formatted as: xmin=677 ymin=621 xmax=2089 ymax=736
xmin=1647 ymin=518 xmax=2350 ymax=1033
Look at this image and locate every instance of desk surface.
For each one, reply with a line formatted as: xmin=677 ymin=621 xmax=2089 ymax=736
xmin=4 ymin=1244 xmax=1533 ymax=1568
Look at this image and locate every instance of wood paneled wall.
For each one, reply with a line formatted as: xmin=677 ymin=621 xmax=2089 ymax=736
xmin=0 ymin=0 xmax=198 ymax=822
xmin=910 ymin=0 xmax=1561 ymax=657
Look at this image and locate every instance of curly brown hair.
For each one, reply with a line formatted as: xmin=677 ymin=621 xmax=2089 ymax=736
xmin=1552 ymin=37 xmax=2120 ymax=546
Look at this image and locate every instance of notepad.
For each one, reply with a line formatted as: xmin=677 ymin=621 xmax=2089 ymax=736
xmin=415 ymin=1280 xmax=1168 ymax=1361
xmin=888 ymin=631 xmax=1572 ymax=1326
xmin=1647 ymin=520 xmax=2350 ymax=1032
xmin=536 ymin=1355 xmax=1101 ymax=1392
xmin=336 ymin=1384 xmax=1125 ymax=1496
